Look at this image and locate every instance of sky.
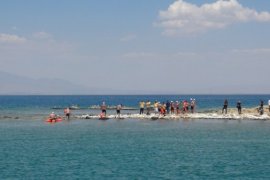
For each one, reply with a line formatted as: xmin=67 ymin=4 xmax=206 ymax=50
xmin=1 ymin=0 xmax=270 ymax=94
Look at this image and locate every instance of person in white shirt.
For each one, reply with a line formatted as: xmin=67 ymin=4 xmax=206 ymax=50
xmin=268 ymin=99 xmax=270 ymax=112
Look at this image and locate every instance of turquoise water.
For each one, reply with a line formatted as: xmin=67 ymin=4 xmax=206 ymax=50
xmin=1 ymin=95 xmax=270 ymax=179
xmin=1 ymin=95 xmax=269 ymax=110
xmin=1 ymin=119 xmax=270 ymax=179
xmin=0 ymin=95 xmax=269 ymax=119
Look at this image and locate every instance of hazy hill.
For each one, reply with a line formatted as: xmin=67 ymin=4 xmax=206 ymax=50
xmin=0 ymin=71 xmax=95 ymax=95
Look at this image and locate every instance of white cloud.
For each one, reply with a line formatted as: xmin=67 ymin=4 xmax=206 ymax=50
xmin=0 ymin=31 xmax=74 ymax=63
xmin=0 ymin=33 xmax=26 ymax=44
xmin=157 ymin=0 xmax=270 ymax=36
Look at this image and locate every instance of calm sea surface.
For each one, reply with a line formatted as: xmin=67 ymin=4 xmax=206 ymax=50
xmin=1 ymin=95 xmax=270 ymax=179
xmin=0 ymin=95 xmax=269 ymax=117
xmin=1 ymin=119 xmax=270 ymax=179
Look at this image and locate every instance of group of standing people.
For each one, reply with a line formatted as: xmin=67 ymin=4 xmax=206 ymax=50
xmin=52 ymin=99 xmax=270 ymax=120
xmin=222 ymin=99 xmax=270 ymax=115
xmin=99 ymin=101 xmax=122 ymax=118
xmin=99 ymin=99 xmax=197 ymax=118
xmin=222 ymin=99 xmax=242 ymax=115
xmin=139 ymin=99 xmax=196 ymax=116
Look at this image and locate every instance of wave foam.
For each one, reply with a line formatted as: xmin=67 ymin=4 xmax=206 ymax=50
xmin=78 ymin=113 xmax=270 ymax=120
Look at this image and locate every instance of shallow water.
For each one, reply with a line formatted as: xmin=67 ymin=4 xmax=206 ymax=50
xmin=1 ymin=118 xmax=270 ymax=179
xmin=0 ymin=95 xmax=269 ymax=120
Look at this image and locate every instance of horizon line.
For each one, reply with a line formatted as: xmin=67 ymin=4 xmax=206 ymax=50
xmin=0 ymin=93 xmax=269 ymax=96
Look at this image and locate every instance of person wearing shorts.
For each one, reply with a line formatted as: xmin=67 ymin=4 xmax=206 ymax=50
xmin=101 ymin=101 xmax=107 ymax=116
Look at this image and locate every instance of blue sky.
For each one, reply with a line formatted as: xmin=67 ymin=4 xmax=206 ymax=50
xmin=1 ymin=0 xmax=270 ymax=94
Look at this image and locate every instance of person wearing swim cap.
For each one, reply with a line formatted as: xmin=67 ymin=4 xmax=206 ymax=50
xmin=49 ymin=112 xmax=56 ymax=120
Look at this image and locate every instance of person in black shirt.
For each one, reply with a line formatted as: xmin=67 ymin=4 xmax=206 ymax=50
xmin=258 ymin=100 xmax=264 ymax=115
xmin=222 ymin=99 xmax=228 ymax=114
xmin=236 ymin=101 xmax=241 ymax=114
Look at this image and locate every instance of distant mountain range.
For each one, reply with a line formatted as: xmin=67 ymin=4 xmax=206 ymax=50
xmin=2 ymin=71 xmax=268 ymax=95
xmin=0 ymin=71 xmax=97 ymax=95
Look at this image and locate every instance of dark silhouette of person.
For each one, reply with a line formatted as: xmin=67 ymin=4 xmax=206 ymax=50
xmin=259 ymin=100 xmax=264 ymax=115
xmin=222 ymin=99 xmax=228 ymax=114
xmin=236 ymin=101 xmax=241 ymax=114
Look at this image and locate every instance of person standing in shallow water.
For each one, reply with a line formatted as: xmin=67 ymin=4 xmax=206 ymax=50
xmin=258 ymin=100 xmax=264 ymax=115
xmin=236 ymin=101 xmax=241 ymax=114
xmin=190 ymin=99 xmax=196 ymax=113
xmin=222 ymin=99 xmax=228 ymax=114
xmin=116 ymin=104 xmax=122 ymax=118
xmin=139 ymin=101 xmax=145 ymax=115
xmin=268 ymin=99 xmax=270 ymax=112
xmin=64 ymin=107 xmax=71 ymax=120
xmin=146 ymin=100 xmax=151 ymax=115
xmin=154 ymin=101 xmax=159 ymax=114
xmin=166 ymin=100 xmax=170 ymax=114
xmin=100 ymin=101 xmax=107 ymax=116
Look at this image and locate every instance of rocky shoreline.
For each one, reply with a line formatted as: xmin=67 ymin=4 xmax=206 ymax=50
xmin=78 ymin=107 xmax=270 ymax=120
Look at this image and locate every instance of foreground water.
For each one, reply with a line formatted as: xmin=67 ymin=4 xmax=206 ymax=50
xmin=1 ymin=95 xmax=270 ymax=179
xmin=1 ymin=118 xmax=270 ymax=179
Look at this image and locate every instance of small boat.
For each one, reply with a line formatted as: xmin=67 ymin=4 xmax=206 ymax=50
xmin=51 ymin=106 xmax=64 ymax=110
xmin=69 ymin=105 xmax=80 ymax=110
xmin=46 ymin=117 xmax=63 ymax=123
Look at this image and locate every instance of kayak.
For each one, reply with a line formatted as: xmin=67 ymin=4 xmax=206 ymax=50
xmin=46 ymin=117 xmax=63 ymax=123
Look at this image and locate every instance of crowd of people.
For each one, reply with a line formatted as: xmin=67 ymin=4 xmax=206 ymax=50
xmin=97 ymin=99 xmax=196 ymax=118
xmin=139 ymin=99 xmax=197 ymax=116
xmin=48 ymin=99 xmax=270 ymax=120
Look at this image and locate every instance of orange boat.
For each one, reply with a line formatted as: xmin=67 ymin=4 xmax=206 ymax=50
xmin=46 ymin=117 xmax=63 ymax=123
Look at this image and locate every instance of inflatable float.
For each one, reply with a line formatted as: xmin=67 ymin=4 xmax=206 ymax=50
xmin=46 ymin=117 xmax=63 ymax=123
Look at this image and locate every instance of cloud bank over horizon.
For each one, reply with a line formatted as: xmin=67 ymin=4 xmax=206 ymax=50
xmin=0 ymin=33 xmax=26 ymax=44
xmin=158 ymin=0 xmax=270 ymax=36
xmin=0 ymin=0 xmax=270 ymax=94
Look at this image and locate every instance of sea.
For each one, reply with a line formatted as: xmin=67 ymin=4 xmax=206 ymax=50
xmin=1 ymin=95 xmax=270 ymax=179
